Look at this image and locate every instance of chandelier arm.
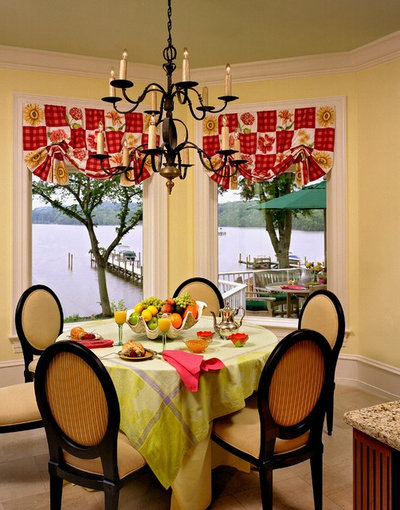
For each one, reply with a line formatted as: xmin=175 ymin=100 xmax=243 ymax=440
xmin=195 ymin=147 xmax=237 ymax=177
xmin=208 ymin=100 xmax=230 ymax=114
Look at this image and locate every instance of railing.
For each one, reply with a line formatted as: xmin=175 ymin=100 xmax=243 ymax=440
xmin=218 ymin=279 xmax=247 ymax=308
xmin=218 ymin=267 xmax=308 ymax=300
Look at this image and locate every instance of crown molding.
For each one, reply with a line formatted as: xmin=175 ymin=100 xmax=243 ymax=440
xmin=0 ymin=45 xmax=164 ymax=82
xmin=1 ymin=30 xmax=400 ymax=84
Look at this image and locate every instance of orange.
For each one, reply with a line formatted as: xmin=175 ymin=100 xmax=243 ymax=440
xmin=183 ymin=305 xmax=198 ymax=320
xmin=171 ymin=313 xmax=183 ymax=329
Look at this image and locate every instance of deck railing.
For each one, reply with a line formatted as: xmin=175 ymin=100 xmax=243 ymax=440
xmin=218 ymin=279 xmax=247 ymax=308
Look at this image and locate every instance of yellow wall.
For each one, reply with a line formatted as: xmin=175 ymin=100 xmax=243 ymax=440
xmin=1 ymin=57 xmax=400 ymax=367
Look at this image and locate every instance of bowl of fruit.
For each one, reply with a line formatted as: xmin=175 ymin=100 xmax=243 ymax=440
xmin=126 ymin=293 xmax=206 ymax=340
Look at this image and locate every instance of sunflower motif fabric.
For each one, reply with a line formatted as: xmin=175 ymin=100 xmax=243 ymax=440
xmin=22 ymin=103 xmax=153 ymax=185
xmin=202 ymin=105 xmax=335 ymax=189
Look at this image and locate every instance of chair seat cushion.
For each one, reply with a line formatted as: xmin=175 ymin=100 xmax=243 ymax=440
xmin=0 ymin=382 xmax=42 ymax=426
xmin=213 ymin=395 xmax=309 ymax=459
xmin=28 ymin=358 xmax=38 ymax=375
xmin=63 ymin=431 xmax=146 ymax=479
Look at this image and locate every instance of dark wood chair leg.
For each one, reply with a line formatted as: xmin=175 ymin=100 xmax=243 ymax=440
xmin=310 ymin=452 xmax=323 ymax=510
xmin=259 ymin=467 xmax=273 ymax=510
xmin=104 ymin=484 xmax=119 ymax=510
xmin=326 ymin=383 xmax=336 ymax=435
xmin=49 ymin=472 xmax=63 ymax=510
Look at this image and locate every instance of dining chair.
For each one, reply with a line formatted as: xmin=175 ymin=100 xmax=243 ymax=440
xmin=34 ymin=340 xmax=147 ymax=510
xmin=173 ymin=276 xmax=224 ymax=316
xmin=15 ymin=284 xmax=64 ymax=382
xmin=212 ymin=329 xmax=333 ymax=510
xmin=298 ymin=289 xmax=345 ymax=435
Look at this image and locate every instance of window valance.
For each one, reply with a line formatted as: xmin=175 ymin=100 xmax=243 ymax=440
xmin=22 ymin=103 xmax=153 ymax=185
xmin=201 ymin=105 xmax=335 ymax=189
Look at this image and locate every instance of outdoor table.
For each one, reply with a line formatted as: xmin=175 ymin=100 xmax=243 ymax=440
xmin=58 ymin=316 xmax=277 ymax=510
xmin=265 ymin=284 xmax=310 ymax=317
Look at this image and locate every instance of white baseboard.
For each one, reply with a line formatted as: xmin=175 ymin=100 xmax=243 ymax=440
xmin=336 ymin=354 xmax=400 ymax=400
xmin=1 ymin=352 xmax=399 ymax=401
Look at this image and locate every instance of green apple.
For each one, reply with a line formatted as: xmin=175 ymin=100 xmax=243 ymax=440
xmin=148 ymin=317 xmax=158 ymax=330
xmin=128 ymin=311 xmax=140 ymax=325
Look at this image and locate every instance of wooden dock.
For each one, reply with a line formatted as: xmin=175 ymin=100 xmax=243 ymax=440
xmin=90 ymin=252 xmax=143 ymax=283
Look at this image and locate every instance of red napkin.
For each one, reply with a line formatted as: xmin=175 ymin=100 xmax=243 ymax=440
xmin=281 ymin=284 xmax=307 ymax=290
xmin=78 ymin=339 xmax=114 ymax=349
xmin=162 ymin=350 xmax=225 ymax=392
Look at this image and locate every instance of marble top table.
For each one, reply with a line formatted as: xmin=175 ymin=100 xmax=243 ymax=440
xmin=344 ymin=400 xmax=400 ymax=451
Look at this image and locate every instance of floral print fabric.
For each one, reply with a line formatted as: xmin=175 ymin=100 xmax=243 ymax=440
xmin=202 ymin=105 xmax=335 ymax=189
xmin=22 ymin=103 xmax=152 ymax=185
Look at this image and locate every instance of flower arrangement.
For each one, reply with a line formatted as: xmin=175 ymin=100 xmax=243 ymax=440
xmin=305 ymin=261 xmax=326 ymax=283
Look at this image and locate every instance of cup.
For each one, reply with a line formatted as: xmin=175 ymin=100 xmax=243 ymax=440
xmin=114 ymin=309 xmax=127 ymax=346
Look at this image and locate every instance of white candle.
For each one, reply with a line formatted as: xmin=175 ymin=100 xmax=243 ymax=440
xmin=150 ymin=85 xmax=157 ymax=110
xmin=225 ymin=64 xmax=232 ymax=96
xmin=182 ymin=48 xmax=190 ymax=81
xmin=148 ymin=115 xmax=157 ymax=149
xmin=202 ymin=86 xmax=208 ymax=106
xmin=233 ymin=132 xmax=240 ymax=152
xmin=122 ymin=140 xmax=130 ymax=167
xmin=109 ymin=68 xmax=116 ymax=97
xmin=221 ymin=116 xmax=229 ymax=150
xmin=182 ymin=148 xmax=189 ymax=165
xmin=119 ymin=49 xmax=128 ymax=80
xmin=96 ymin=122 xmax=104 ymax=154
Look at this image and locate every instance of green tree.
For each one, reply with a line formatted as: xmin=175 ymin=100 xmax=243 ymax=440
xmin=239 ymin=173 xmax=302 ymax=268
xmin=32 ymin=173 xmax=142 ymax=317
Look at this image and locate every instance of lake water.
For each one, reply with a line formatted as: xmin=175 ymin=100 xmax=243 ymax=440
xmin=33 ymin=224 xmax=323 ymax=317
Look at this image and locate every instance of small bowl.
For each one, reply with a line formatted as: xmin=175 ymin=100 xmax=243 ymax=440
xmin=228 ymin=333 xmax=249 ymax=347
xmin=184 ymin=338 xmax=210 ymax=353
xmin=197 ymin=330 xmax=214 ymax=341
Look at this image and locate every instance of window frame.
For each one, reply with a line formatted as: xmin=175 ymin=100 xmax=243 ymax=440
xmin=194 ymin=96 xmax=347 ymax=328
xmin=10 ymin=93 xmax=167 ymax=348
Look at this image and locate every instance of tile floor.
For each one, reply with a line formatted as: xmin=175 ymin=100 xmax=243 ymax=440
xmin=0 ymin=384 xmax=390 ymax=509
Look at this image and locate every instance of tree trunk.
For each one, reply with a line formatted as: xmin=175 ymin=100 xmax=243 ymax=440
xmin=96 ymin=260 xmax=112 ymax=317
xmin=264 ymin=210 xmax=292 ymax=268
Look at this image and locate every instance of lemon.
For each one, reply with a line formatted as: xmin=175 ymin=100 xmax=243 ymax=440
xmin=141 ymin=309 xmax=152 ymax=322
xmin=147 ymin=305 xmax=158 ymax=316
xmin=134 ymin=303 xmax=144 ymax=313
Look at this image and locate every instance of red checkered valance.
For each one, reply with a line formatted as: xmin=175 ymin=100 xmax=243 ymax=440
xmin=22 ymin=103 xmax=153 ymax=185
xmin=202 ymin=105 xmax=336 ymax=189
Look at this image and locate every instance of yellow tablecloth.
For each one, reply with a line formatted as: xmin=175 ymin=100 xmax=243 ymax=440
xmin=59 ymin=317 xmax=277 ymax=508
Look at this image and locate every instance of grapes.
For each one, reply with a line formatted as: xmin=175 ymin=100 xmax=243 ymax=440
xmin=141 ymin=296 xmax=163 ymax=310
xmin=175 ymin=292 xmax=194 ymax=308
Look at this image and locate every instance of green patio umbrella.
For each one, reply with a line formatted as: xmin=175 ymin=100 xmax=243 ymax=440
xmin=250 ymin=180 xmax=327 ymax=265
xmin=253 ymin=180 xmax=326 ymax=210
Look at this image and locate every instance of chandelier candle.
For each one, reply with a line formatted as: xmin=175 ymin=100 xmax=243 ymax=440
xmin=182 ymin=48 xmax=190 ymax=81
xmin=225 ymin=64 xmax=232 ymax=96
xmin=148 ymin=115 xmax=157 ymax=149
xmin=92 ymin=0 xmax=246 ymax=194
xmin=233 ymin=132 xmax=240 ymax=152
xmin=221 ymin=116 xmax=229 ymax=150
xmin=96 ymin=123 xmax=105 ymax=154
xmin=150 ymin=85 xmax=157 ymax=110
xmin=122 ymin=141 xmax=130 ymax=167
xmin=109 ymin=69 xmax=116 ymax=97
xmin=119 ymin=50 xmax=128 ymax=80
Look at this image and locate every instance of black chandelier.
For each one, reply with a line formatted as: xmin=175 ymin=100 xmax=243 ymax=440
xmin=91 ymin=0 xmax=246 ymax=194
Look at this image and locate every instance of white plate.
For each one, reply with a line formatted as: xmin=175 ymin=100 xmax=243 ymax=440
xmin=66 ymin=332 xmax=102 ymax=341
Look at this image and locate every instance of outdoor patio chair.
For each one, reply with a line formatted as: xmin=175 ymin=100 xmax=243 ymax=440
xmin=173 ymin=277 xmax=224 ymax=316
xmin=212 ymin=329 xmax=334 ymax=510
xmin=298 ymin=289 xmax=345 ymax=435
xmin=34 ymin=341 xmax=147 ymax=510
xmin=15 ymin=284 xmax=64 ymax=382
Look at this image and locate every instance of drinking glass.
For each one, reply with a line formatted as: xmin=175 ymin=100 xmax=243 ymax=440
xmin=114 ymin=309 xmax=127 ymax=346
xmin=158 ymin=314 xmax=171 ymax=352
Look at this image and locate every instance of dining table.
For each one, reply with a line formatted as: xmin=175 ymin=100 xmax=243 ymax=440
xmin=58 ymin=316 xmax=277 ymax=510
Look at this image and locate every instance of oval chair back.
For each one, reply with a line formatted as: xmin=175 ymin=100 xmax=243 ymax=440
xmin=173 ymin=277 xmax=224 ymax=316
xmin=15 ymin=284 xmax=64 ymax=382
xmin=298 ymin=289 xmax=345 ymax=435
